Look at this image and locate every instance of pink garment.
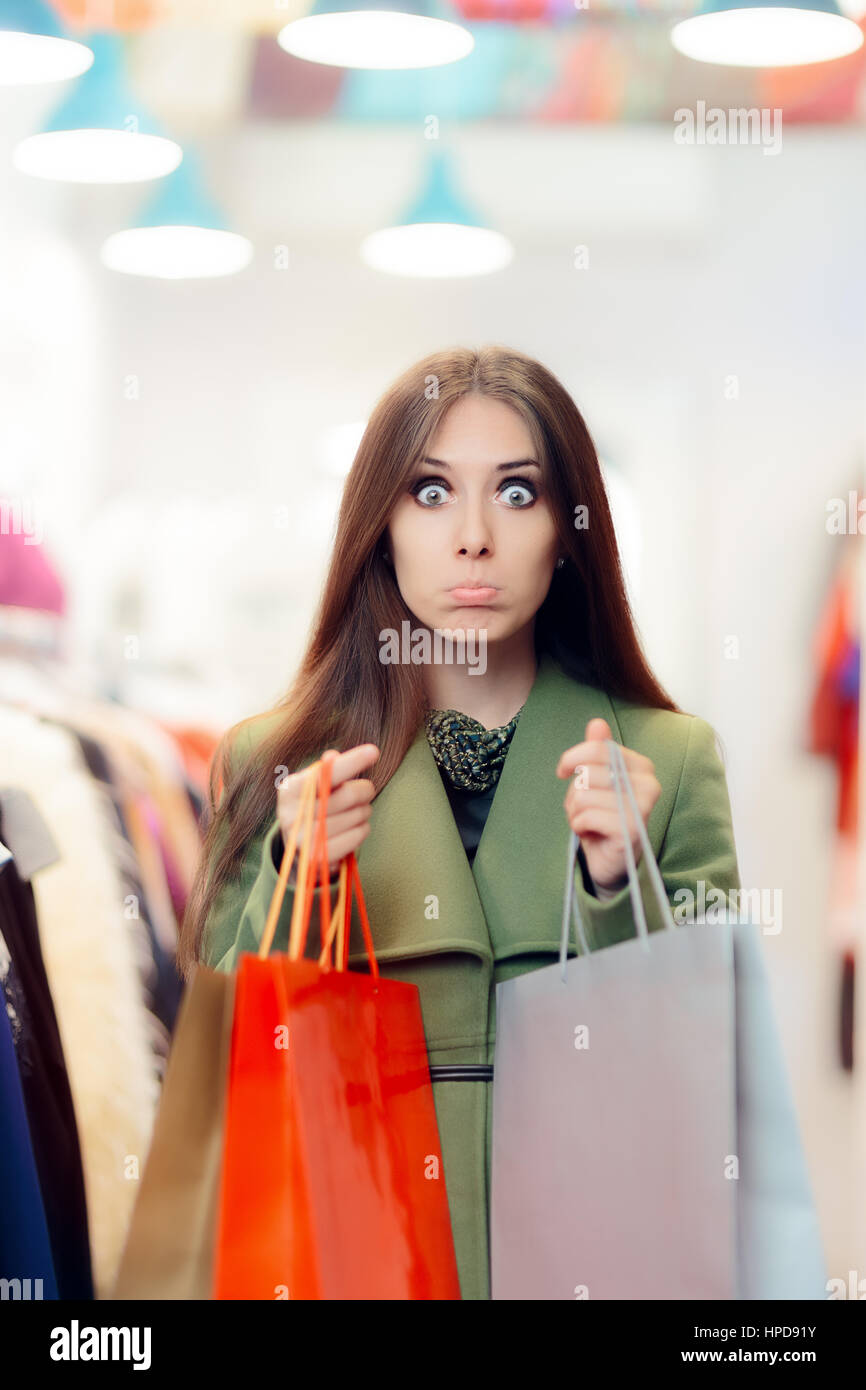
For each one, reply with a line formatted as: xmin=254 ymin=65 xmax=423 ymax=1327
xmin=0 ymin=530 xmax=66 ymax=615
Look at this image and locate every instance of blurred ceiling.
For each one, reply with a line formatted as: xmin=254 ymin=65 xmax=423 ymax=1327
xmin=48 ymin=1 xmax=866 ymax=126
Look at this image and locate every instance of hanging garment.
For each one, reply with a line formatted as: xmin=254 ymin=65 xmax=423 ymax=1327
xmin=0 ymin=837 xmax=93 ymax=1299
xmin=0 ymin=703 xmax=159 ymax=1297
xmin=808 ymin=536 xmax=860 ymax=1069
xmin=160 ymin=723 xmax=219 ymax=801
xmin=102 ymin=703 xmax=204 ymax=900
xmin=43 ymin=697 xmax=206 ymax=956
xmin=0 ymin=967 xmax=58 ymax=1300
xmin=808 ymin=549 xmax=859 ymax=839
xmin=66 ymin=724 xmax=181 ymax=1050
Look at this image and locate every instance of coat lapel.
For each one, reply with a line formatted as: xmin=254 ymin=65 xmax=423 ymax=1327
xmin=352 ymin=651 xmax=623 ymax=966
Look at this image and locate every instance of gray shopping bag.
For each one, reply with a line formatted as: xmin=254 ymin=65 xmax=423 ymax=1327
xmin=490 ymin=739 xmax=826 ymax=1301
xmin=732 ymin=921 xmax=826 ymax=1300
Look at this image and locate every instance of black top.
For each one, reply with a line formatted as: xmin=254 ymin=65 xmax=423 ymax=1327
xmin=439 ymin=777 xmax=497 ymax=866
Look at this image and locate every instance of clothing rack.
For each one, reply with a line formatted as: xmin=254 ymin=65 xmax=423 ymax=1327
xmin=0 ymin=647 xmax=218 ymax=1300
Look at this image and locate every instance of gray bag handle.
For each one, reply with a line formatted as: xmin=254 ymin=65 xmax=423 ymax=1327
xmin=559 ymin=737 xmax=677 ymax=978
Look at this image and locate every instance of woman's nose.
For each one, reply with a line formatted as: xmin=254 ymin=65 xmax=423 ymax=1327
xmin=453 ymin=497 xmax=494 ymax=558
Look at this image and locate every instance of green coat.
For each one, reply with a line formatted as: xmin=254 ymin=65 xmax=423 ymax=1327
xmin=202 ymin=649 xmax=741 ymax=1300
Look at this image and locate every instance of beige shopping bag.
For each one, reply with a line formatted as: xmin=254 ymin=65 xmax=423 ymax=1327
xmin=112 ymin=965 xmax=236 ymax=1299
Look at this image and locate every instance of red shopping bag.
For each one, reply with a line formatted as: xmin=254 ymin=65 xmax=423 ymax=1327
xmin=213 ymin=752 xmax=461 ymax=1300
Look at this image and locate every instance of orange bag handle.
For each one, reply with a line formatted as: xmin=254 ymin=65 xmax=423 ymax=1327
xmin=258 ymin=758 xmax=319 ymax=959
xmin=317 ymin=854 xmax=376 ymax=976
xmin=293 ymin=753 xmax=336 ymax=961
xmin=257 ymin=754 xmax=378 ymax=979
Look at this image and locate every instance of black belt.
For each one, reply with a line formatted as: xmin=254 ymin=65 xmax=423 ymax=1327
xmin=428 ymin=1064 xmax=493 ymax=1082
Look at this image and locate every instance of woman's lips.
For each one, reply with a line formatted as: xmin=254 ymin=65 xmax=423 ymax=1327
xmin=449 ymin=587 xmax=499 ymax=604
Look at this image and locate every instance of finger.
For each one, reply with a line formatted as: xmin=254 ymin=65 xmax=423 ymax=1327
xmin=565 ymin=767 xmax=658 ymax=799
xmin=321 ymin=821 xmax=371 ymax=867
xmin=276 ymin=746 xmax=379 ymax=802
xmin=319 ymin=804 xmax=372 ymax=840
xmin=564 ymin=784 xmax=653 ymax=817
xmin=557 ymin=741 xmax=652 ymax=780
xmin=586 ymin=717 xmax=612 ymax=742
xmin=564 ymin=764 xmax=621 ymax=793
xmin=292 ymin=807 xmax=371 ymax=863
xmin=314 ymin=778 xmax=375 ymax=816
xmin=567 ymin=806 xmax=640 ymax=839
xmin=556 ymin=744 xmax=610 ymax=779
xmin=323 ymin=745 xmax=380 ymax=789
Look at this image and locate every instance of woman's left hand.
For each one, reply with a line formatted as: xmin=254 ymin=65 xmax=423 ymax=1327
xmin=556 ymin=718 xmax=661 ymax=894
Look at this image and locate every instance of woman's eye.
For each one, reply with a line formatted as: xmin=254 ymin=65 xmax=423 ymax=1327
xmin=498 ymin=478 xmax=537 ymax=508
xmin=411 ymin=478 xmax=450 ymax=508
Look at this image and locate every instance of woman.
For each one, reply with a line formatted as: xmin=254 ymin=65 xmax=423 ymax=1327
xmin=180 ymin=344 xmax=741 ymax=1302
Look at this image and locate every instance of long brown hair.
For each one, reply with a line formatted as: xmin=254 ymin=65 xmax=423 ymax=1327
xmin=178 ymin=344 xmax=681 ymax=977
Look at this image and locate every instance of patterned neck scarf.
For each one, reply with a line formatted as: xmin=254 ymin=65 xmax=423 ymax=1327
xmin=424 ymin=703 xmax=525 ymax=793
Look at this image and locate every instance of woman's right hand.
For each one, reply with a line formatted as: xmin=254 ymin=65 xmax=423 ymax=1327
xmin=276 ymin=744 xmax=379 ymax=879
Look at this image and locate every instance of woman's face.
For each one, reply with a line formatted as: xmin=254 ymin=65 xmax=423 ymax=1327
xmin=385 ymin=393 xmax=560 ymax=645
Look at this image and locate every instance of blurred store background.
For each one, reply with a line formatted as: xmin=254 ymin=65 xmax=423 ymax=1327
xmin=1 ymin=0 xmax=865 ymax=1299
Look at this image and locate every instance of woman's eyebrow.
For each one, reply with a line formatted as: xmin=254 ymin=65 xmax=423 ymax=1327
xmin=419 ymin=456 xmax=541 ymax=471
